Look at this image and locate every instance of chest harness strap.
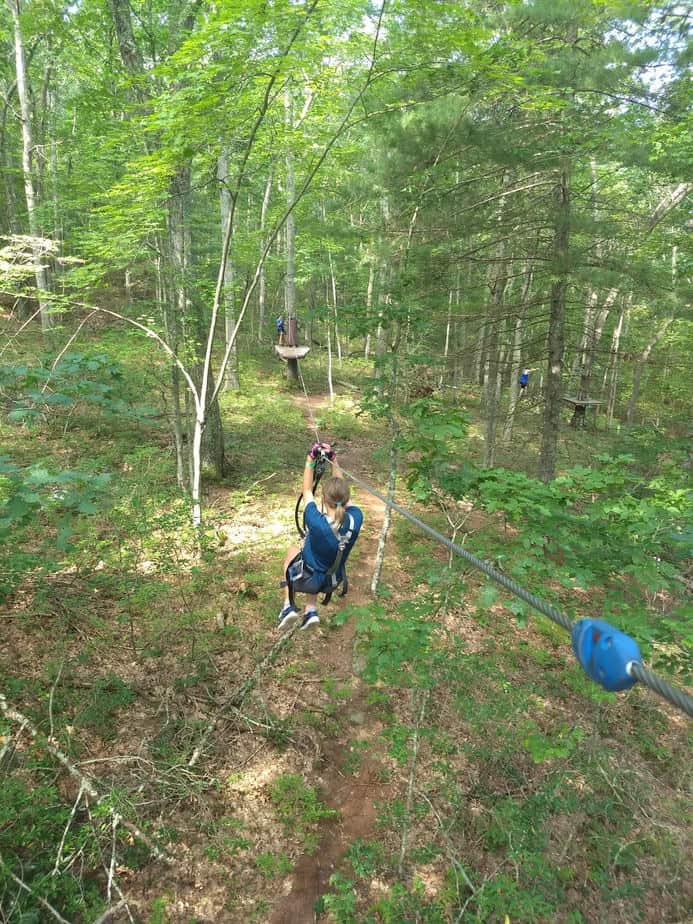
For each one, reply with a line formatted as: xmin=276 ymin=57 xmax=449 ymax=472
xmin=282 ymin=513 xmax=353 ymax=609
xmin=321 ymin=513 xmax=354 ymax=604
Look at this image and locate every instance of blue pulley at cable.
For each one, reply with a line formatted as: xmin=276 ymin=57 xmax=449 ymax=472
xmin=571 ymin=619 xmax=641 ymax=692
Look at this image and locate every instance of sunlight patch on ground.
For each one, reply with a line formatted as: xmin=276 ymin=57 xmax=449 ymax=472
xmin=225 ymin=753 xmax=295 ymax=794
xmin=218 ymin=508 xmax=293 ymax=549
xmin=218 ymin=519 xmax=287 ymax=546
xmin=414 ymin=864 xmax=446 ymax=898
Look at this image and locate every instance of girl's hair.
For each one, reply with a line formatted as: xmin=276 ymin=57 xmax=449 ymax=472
xmin=322 ymin=477 xmax=350 ymax=527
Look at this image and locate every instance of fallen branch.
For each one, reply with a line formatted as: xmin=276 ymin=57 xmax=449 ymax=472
xmin=91 ymin=899 xmax=128 ymax=924
xmin=0 ymin=851 xmax=71 ymax=924
xmin=86 ymin=802 xmax=136 ymax=924
xmin=188 ymin=623 xmax=299 ymax=768
xmin=0 ymin=694 xmax=173 ymax=864
xmin=397 ymin=689 xmax=429 ymax=878
xmin=52 ymin=781 xmax=85 ymax=875
xmin=243 ymin=471 xmax=278 ymax=495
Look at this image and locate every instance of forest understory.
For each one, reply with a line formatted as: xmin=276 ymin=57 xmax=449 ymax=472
xmin=1 ymin=2 xmax=692 ymax=918
xmin=1 ymin=333 xmax=690 ymax=924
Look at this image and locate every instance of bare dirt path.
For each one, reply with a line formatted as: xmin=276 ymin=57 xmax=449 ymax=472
xmin=269 ymin=394 xmax=391 ymax=923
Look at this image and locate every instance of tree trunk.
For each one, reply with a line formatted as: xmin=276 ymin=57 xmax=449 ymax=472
xmin=371 ymin=439 xmax=397 ymax=595
xmin=483 ymin=176 xmax=511 ymax=468
xmin=538 ymin=161 xmax=571 ymax=483
xmin=364 ymin=260 xmax=375 ymax=360
xmin=169 ymin=165 xmax=225 ymax=480
xmin=627 ymin=246 xmax=679 ymax=426
xmin=257 ymin=168 xmax=273 ymax=343
xmin=626 ymin=316 xmax=674 ymax=426
xmin=327 ymin=321 xmax=334 ymax=405
xmin=284 ymin=91 xmax=296 ymax=342
xmin=577 ymin=287 xmax=618 ymax=400
xmin=328 ymin=252 xmax=342 ymax=366
xmin=1 ymin=93 xmax=21 ymax=234
xmin=440 ymin=286 xmax=454 ymax=388
xmin=605 ymin=302 xmax=625 ymax=430
xmin=158 ymin=254 xmax=186 ymax=489
xmin=503 ymin=264 xmax=533 ymax=444
xmin=218 ymin=149 xmax=239 ymax=390
xmin=473 ymin=318 xmax=486 ymax=387
xmin=107 ymin=0 xmax=144 ymax=76
xmin=8 ymin=0 xmax=52 ymax=333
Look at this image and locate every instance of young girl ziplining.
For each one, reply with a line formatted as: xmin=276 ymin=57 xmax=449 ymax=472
xmin=278 ymin=443 xmax=363 ymax=630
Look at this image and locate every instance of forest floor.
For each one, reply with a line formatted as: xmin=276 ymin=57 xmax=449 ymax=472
xmin=1 ymin=337 xmax=691 ymax=924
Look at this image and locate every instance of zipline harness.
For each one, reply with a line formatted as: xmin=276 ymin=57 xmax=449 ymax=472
xmin=294 ymin=361 xmax=693 ymax=720
xmin=286 ymin=445 xmax=350 ymax=609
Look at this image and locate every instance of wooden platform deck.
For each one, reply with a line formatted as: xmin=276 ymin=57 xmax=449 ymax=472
xmin=561 ymin=396 xmax=603 ymax=407
xmin=561 ymin=396 xmax=603 ymax=428
xmin=274 ymin=345 xmax=311 ymax=360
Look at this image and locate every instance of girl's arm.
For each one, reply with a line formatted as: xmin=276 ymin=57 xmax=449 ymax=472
xmin=303 ymin=454 xmax=316 ymax=500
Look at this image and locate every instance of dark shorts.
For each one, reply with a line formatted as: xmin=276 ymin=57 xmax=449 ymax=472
xmin=287 ymin=553 xmax=326 ymax=595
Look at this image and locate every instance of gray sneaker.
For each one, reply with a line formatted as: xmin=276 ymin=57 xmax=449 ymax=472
xmin=278 ymin=605 xmax=299 ymax=630
xmin=301 ymin=609 xmax=320 ymax=630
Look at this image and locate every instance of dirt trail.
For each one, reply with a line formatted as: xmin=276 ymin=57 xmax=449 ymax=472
xmin=269 ymin=396 xmax=391 ymax=923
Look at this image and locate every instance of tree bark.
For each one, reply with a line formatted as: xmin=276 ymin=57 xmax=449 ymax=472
xmin=284 ymin=90 xmax=296 ymax=350
xmin=626 ymin=316 xmax=674 ymax=426
xmin=626 ymin=245 xmax=679 ymax=425
xmin=371 ymin=439 xmax=397 ymax=595
xmin=539 ymin=161 xmax=571 ymax=482
xmin=257 ymin=168 xmax=273 ymax=342
xmin=107 ymin=0 xmax=144 ymax=77
xmin=502 ymin=264 xmax=533 ymax=444
xmin=577 ymin=287 xmax=618 ymax=400
xmin=8 ymin=0 xmax=52 ymax=333
xmin=218 ymin=148 xmax=239 ymax=390
xmin=364 ymin=259 xmax=375 ymax=360
xmin=604 ymin=301 xmax=625 ymax=429
xmin=483 ymin=176 xmax=511 ymax=468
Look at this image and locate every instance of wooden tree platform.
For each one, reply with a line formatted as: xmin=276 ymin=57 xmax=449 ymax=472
xmin=274 ymin=346 xmax=311 ymax=360
xmin=562 ymin=395 xmax=603 ymax=428
xmin=275 ymin=345 xmax=310 ymax=381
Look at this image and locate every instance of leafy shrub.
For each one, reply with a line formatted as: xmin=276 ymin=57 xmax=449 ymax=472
xmin=0 ymin=778 xmax=103 ymax=919
xmin=269 ymin=774 xmax=339 ymax=853
xmin=77 ymin=673 xmax=137 ymax=738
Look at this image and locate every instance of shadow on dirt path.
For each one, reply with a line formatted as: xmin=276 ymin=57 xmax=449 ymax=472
xmin=269 ymin=394 xmax=391 ymax=923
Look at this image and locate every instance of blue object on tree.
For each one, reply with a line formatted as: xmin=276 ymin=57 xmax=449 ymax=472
xmin=571 ymin=619 xmax=641 ymax=692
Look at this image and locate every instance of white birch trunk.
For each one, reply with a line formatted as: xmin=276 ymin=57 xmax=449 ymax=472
xmin=9 ymin=0 xmax=52 ymax=332
xmin=440 ymin=287 xmax=453 ymax=388
xmin=626 ymin=316 xmax=674 ymax=426
xmin=257 ymin=168 xmax=273 ymax=342
xmin=284 ymin=92 xmax=296 ymax=338
xmin=578 ymin=287 xmax=618 ymax=400
xmin=606 ymin=304 xmax=625 ymax=429
xmin=371 ymin=441 xmax=397 ymax=595
xmin=327 ymin=321 xmax=334 ymax=405
xmin=218 ymin=149 xmax=239 ymax=390
xmin=364 ymin=261 xmax=375 ymax=360
xmin=626 ymin=247 xmax=678 ymax=426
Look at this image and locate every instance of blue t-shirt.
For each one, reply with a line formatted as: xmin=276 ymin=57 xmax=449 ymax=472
xmin=519 ymin=372 xmax=529 ymax=386
xmin=276 ymin=317 xmax=285 ymax=331
xmin=302 ymin=501 xmax=363 ymax=579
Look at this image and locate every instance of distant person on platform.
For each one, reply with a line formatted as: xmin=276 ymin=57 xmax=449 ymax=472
xmin=276 ymin=315 xmax=286 ymax=345
xmin=519 ymin=367 xmax=537 ymax=397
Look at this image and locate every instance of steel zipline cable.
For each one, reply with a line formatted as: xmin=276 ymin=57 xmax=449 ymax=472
xmin=295 ymin=362 xmax=693 ymax=719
